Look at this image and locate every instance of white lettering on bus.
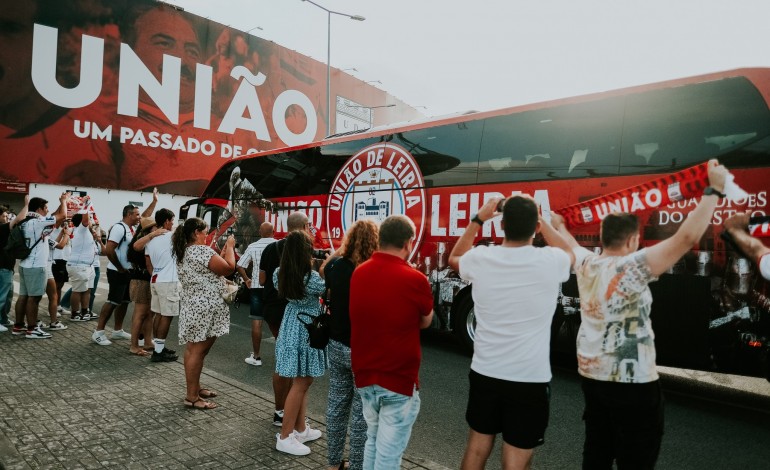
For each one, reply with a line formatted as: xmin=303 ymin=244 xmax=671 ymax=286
xmin=430 ymin=190 xmax=551 ymax=238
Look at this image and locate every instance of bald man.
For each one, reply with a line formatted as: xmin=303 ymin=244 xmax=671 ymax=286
xmin=236 ymin=222 xmax=277 ymax=366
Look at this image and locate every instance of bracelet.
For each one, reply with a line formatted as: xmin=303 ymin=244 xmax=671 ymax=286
xmin=703 ymin=186 xmax=726 ymax=198
xmin=471 ymin=214 xmax=485 ymax=225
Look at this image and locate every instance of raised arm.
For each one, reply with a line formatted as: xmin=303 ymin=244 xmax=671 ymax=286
xmin=645 ymin=160 xmax=727 ymax=277
xmin=209 ymin=235 xmax=236 ymax=276
xmin=133 ymin=228 xmax=168 ymax=251
xmin=540 ymin=213 xmax=576 ymax=267
xmin=52 ymin=192 xmax=69 ymax=225
xmin=10 ymin=195 xmax=30 ymax=228
xmin=141 ymin=188 xmax=159 ymax=218
xmin=448 ymin=197 xmax=502 ymax=272
xmin=724 ymin=213 xmax=770 ymax=262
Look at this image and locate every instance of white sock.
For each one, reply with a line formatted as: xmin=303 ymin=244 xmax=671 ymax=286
xmin=95 ymin=329 xmax=105 ymax=336
xmin=154 ymin=339 xmax=165 ymax=354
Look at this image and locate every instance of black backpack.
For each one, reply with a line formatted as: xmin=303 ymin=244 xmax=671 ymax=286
xmin=127 ymin=229 xmax=147 ymax=270
xmin=4 ymin=218 xmax=44 ymax=261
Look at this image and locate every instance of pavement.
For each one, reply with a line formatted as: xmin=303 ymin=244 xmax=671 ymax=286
xmin=0 ymin=283 xmax=450 ymax=469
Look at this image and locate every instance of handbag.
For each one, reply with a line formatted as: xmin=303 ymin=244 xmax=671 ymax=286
xmin=297 ymin=298 xmax=330 ymax=349
xmin=222 ymin=279 xmax=239 ymax=304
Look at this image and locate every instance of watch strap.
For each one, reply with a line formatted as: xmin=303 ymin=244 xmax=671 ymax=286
xmin=471 ymin=214 xmax=485 ymax=225
xmin=704 ymin=186 xmax=726 ymax=198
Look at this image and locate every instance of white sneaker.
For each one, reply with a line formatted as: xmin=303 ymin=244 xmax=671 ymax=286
xmin=57 ymin=307 xmax=71 ymax=315
xmin=92 ymin=331 xmax=112 ymax=346
xmin=26 ymin=326 xmax=52 ymax=339
xmin=275 ymin=433 xmax=311 ymax=456
xmin=294 ymin=425 xmax=322 ymax=444
xmin=245 ymin=352 xmax=262 ymax=366
xmin=0 ymin=324 xmax=7 ymax=332
xmin=110 ymin=329 xmax=131 ymax=340
xmin=47 ymin=322 xmax=68 ymax=331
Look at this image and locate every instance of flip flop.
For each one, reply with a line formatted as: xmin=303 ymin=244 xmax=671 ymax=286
xmin=184 ymin=398 xmax=217 ymax=410
xmin=130 ymin=349 xmax=151 ymax=357
xmin=199 ymin=388 xmax=218 ymax=399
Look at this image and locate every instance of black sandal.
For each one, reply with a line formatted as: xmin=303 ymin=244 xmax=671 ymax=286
xmin=183 ymin=398 xmax=217 ymax=410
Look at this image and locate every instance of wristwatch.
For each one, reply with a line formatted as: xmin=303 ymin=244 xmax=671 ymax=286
xmin=703 ymin=186 xmax=726 ymax=198
xmin=471 ymin=214 xmax=485 ymax=225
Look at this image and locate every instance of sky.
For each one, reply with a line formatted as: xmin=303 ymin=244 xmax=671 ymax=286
xmin=167 ymin=0 xmax=770 ymax=117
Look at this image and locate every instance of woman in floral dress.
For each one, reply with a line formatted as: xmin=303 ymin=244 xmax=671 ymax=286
xmin=274 ymin=231 xmax=326 ymax=456
xmin=172 ymin=217 xmax=236 ymax=410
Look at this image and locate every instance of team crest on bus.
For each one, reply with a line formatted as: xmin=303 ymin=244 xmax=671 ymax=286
xmin=325 ymin=143 xmax=426 ymax=258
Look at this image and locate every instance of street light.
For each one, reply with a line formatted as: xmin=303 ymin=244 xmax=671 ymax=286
xmin=365 ymin=80 xmax=382 ymax=85
xmin=301 ymin=0 xmax=365 ymax=136
xmin=245 ymin=26 xmax=264 ymax=33
xmin=342 ymin=67 xmax=358 ymax=72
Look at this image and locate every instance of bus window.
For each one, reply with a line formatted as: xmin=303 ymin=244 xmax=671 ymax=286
xmin=388 ymin=121 xmax=484 ymax=187
xmin=312 ymin=137 xmax=382 ymax=195
xmin=478 ymin=97 xmax=623 ymax=183
xmin=620 ymin=76 xmax=770 ymax=174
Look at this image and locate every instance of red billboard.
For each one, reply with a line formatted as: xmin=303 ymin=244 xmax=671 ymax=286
xmin=0 ymin=0 xmax=419 ymax=196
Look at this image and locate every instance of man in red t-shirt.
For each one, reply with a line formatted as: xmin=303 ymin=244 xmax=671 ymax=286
xmin=349 ymin=214 xmax=434 ymax=469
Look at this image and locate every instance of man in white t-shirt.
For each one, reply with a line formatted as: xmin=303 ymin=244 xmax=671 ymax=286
xmin=15 ymin=192 xmax=68 ymax=339
xmin=236 ymin=222 xmax=276 ymax=367
xmin=92 ymin=190 xmax=158 ymax=345
xmin=448 ymin=196 xmax=574 ymax=470
xmin=67 ymin=212 xmax=98 ymax=322
xmin=135 ymin=208 xmax=179 ymax=362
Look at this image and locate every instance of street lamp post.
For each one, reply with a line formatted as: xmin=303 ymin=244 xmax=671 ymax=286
xmin=301 ymin=0 xmax=365 ymax=136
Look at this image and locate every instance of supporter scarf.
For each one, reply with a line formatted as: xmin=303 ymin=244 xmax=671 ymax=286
xmin=554 ymin=163 xmax=710 ymax=228
xmin=750 ymin=219 xmax=770 ymax=239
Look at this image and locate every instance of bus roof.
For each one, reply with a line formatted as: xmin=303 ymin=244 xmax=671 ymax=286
xmin=215 ymin=67 xmax=770 ymax=179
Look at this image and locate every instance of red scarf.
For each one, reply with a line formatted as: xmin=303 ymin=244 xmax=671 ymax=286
xmin=554 ymin=163 xmax=710 ymax=228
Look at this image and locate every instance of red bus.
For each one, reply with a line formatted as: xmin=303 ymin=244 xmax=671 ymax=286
xmin=182 ymin=68 xmax=770 ymax=380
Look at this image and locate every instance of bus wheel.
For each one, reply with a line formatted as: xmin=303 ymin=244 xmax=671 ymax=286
xmin=454 ymin=294 xmax=476 ymax=353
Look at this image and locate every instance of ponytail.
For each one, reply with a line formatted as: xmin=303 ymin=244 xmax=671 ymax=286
xmin=172 ymin=217 xmax=207 ymax=263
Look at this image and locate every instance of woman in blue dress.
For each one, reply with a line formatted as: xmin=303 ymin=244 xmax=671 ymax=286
xmin=274 ymin=230 xmax=327 ymax=456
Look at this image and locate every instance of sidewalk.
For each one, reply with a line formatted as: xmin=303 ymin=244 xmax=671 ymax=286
xmin=0 ymin=315 xmax=449 ymax=469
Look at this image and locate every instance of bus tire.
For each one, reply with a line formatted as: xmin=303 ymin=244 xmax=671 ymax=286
xmin=453 ymin=293 xmax=475 ymax=353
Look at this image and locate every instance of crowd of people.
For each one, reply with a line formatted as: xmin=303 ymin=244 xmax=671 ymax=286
xmin=2 ymin=159 xmax=769 ymax=469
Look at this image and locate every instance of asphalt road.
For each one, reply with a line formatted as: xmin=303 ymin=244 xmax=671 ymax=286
xmin=152 ymin=301 xmax=770 ymax=469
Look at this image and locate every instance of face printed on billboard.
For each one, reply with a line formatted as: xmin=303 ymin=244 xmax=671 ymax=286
xmin=0 ymin=2 xmax=37 ymax=109
xmin=128 ymin=7 xmax=201 ymax=113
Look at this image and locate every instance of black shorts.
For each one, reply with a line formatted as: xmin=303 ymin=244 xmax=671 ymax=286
xmin=581 ymin=377 xmax=664 ymax=470
xmin=465 ymin=369 xmax=550 ymax=449
xmin=106 ymin=269 xmax=132 ymax=305
xmin=52 ymin=260 xmax=69 ymax=283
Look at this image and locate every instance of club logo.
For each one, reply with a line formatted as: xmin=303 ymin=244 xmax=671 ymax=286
xmin=325 ymin=143 xmax=426 ymax=259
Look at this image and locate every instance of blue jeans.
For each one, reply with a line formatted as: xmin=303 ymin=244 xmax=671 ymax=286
xmin=358 ymin=384 xmax=421 ymax=470
xmin=0 ymin=269 xmax=13 ymax=324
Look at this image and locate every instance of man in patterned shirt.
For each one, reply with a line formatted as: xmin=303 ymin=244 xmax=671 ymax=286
xmin=236 ymin=222 xmax=275 ymax=367
xmin=553 ymin=160 xmax=727 ymax=469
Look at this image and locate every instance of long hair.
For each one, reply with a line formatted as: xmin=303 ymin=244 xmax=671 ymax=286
xmin=277 ymin=231 xmax=313 ymax=300
xmin=172 ymin=218 xmax=207 ymax=263
xmin=128 ymin=225 xmax=154 ymax=270
xmin=340 ymin=219 xmax=379 ymax=266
